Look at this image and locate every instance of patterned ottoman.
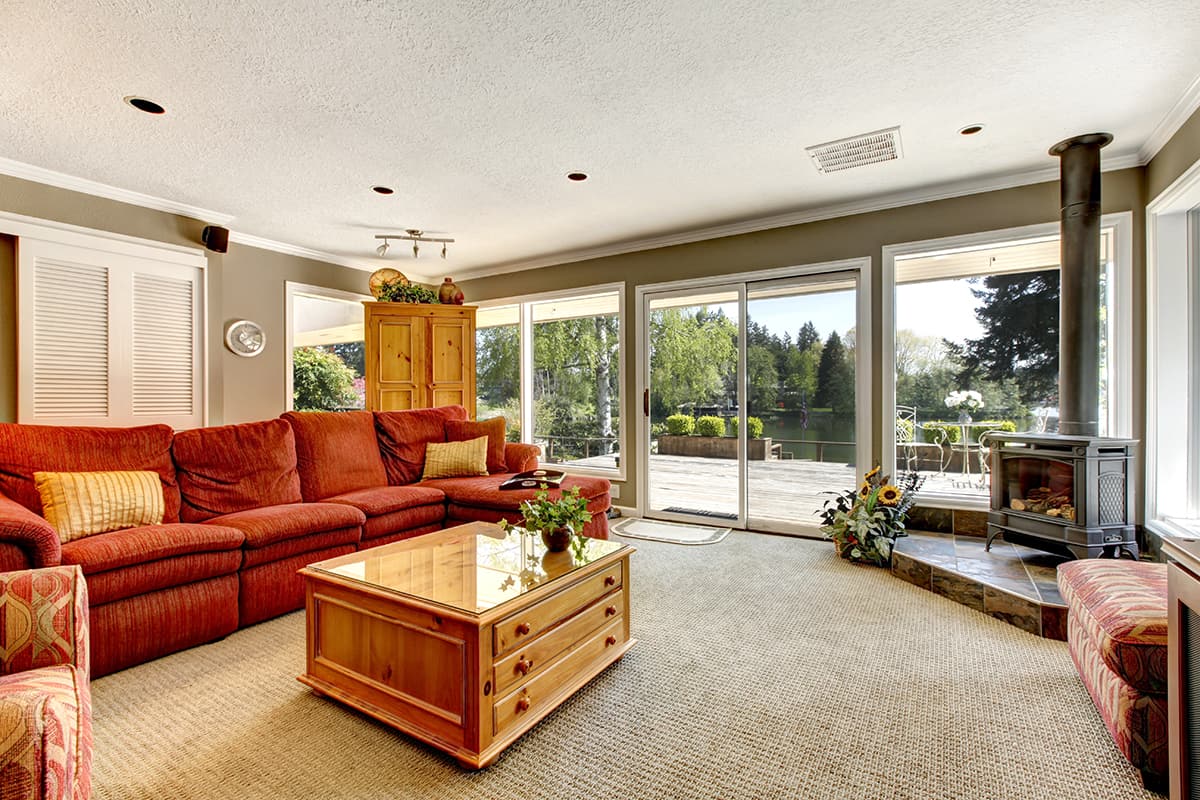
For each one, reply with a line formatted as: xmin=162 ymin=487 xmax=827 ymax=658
xmin=1058 ymin=560 xmax=1168 ymax=791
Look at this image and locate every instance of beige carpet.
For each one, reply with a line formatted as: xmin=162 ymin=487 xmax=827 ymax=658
xmin=91 ymin=532 xmax=1158 ymax=800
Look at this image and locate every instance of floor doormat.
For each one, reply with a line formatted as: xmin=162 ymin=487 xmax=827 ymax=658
xmin=610 ymin=517 xmax=731 ymax=545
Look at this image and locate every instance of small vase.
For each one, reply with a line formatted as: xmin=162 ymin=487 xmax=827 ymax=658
xmin=438 ymin=277 xmax=465 ymax=305
xmin=541 ymin=528 xmax=572 ymax=552
xmin=957 ymin=411 xmax=973 ymax=424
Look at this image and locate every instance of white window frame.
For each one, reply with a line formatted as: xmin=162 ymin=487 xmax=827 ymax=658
xmin=881 ymin=212 xmax=1134 ymax=509
xmin=474 ymin=283 xmax=627 ymax=480
xmin=283 ymin=281 xmax=372 ymax=412
xmin=3 ymin=210 xmax=208 ymax=428
xmin=1146 ymin=158 xmax=1200 ymax=539
xmin=633 ymin=257 xmax=872 ymax=530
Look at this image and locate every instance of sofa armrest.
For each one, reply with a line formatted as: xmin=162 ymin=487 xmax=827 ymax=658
xmin=504 ymin=443 xmax=541 ymax=474
xmin=0 ymin=494 xmax=62 ymax=568
xmin=0 ymin=565 xmax=90 ymax=677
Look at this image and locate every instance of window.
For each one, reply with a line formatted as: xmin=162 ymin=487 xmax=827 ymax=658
xmin=9 ymin=214 xmax=207 ymax=429
xmin=883 ymin=216 xmax=1131 ymax=505
xmin=476 ymin=286 xmax=624 ymax=476
xmin=1147 ymin=163 xmax=1200 ymax=537
xmin=285 ymin=283 xmax=371 ymax=411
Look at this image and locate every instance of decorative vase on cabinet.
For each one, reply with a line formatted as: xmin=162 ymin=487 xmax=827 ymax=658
xmin=363 ymin=302 xmax=476 ymax=415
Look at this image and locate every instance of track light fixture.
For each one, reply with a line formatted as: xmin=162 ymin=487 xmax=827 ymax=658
xmin=373 ymin=229 xmax=454 ymax=259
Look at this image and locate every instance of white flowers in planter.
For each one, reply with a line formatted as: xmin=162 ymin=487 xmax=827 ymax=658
xmin=943 ymin=390 xmax=984 ymax=413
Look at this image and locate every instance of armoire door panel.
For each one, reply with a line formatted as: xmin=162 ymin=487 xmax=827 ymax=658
xmin=379 ymin=320 xmax=419 ymax=384
xmin=429 ymin=320 xmax=467 ymax=384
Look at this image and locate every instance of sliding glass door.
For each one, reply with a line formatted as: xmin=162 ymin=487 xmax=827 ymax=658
xmin=645 ymin=286 xmax=743 ymax=524
xmin=642 ymin=268 xmax=865 ymax=535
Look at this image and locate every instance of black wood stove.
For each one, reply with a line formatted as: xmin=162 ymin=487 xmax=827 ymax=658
xmin=985 ymin=133 xmax=1140 ymax=560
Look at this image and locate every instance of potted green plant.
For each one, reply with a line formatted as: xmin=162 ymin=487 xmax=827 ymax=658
xmin=376 ymin=278 xmax=440 ymax=304
xmin=818 ymin=467 xmax=924 ymax=566
xmin=501 ymin=486 xmax=592 ymax=551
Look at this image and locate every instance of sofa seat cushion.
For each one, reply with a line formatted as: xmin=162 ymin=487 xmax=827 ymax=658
xmin=281 ymin=411 xmax=388 ymax=502
xmin=207 ymin=503 xmax=365 ymax=551
xmin=374 ymin=406 xmax=468 ymax=485
xmin=1058 ymin=560 xmax=1168 ymax=694
xmin=362 ymin=504 xmax=446 ymax=542
xmin=323 ymin=485 xmax=445 ymax=517
xmin=0 ymin=664 xmax=91 ymax=800
xmin=0 ymin=421 xmax=181 ymax=523
xmin=423 ymin=474 xmax=610 ymax=513
xmin=59 ymin=523 xmax=244 ymax=574
xmin=172 ymin=419 xmax=303 ymax=522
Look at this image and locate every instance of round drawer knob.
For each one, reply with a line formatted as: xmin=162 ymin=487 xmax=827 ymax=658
xmin=605 ymin=605 xmax=617 ymax=617
xmin=516 ymin=696 xmax=531 ymax=713
xmin=515 ymin=622 xmax=531 ymax=636
xmin=515 ymin=658 xmax=532 ymax=675
xmin=605 ymin=635 xmax=617 ymax=647
xmin=604 ymin=576 xmax=616 ymax=587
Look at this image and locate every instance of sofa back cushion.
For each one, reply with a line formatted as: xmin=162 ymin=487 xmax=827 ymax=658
xmin=280 ymin=411 xmax=388 ymax=501
xmin=172 ymin=419 xmax=302 ymax=522
xmin=374 ymin=405 xmax=468 ymax=485
xmin=445 ymin=417 xmax=508 ymax=474
xmin=0 ymin=422 xmax=181 ymax=523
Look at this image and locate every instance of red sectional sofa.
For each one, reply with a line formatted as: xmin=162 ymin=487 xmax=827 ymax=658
xmin=0 ymin=406 xmax=611 ymax=677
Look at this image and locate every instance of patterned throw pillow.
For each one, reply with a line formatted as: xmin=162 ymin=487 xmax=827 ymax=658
xmin=421 ymin=437 xmax=490 ymax=480
xmin=34 ymin=470 xmax=165 ymax=543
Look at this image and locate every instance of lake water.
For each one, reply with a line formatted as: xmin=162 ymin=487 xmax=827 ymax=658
xmin=758 ymin=411 xmax=856 ymax=465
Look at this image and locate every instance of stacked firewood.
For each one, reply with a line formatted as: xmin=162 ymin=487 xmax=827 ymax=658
xmin=1010 ymin=487 xmax=1076 ymax=522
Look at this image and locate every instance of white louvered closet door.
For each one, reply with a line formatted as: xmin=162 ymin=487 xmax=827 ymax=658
xmin=16 ymin=231 xmax=206 ymax=429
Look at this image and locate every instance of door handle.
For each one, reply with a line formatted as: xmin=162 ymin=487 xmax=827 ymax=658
xmin=643 ymin=388 xmax=650 ymax=417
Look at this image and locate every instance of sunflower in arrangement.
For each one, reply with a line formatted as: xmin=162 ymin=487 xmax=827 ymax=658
xmin=819 ymin=467 xmax=924 ymax=566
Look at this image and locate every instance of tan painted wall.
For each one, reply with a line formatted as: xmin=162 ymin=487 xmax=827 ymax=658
xmin=0 ymin=173 xmax=370 ymax=426
xmin=1147 ymin=106 xmax=1200 ymax=201
xmin=461 ymin=167 xmax=1147 ymax=511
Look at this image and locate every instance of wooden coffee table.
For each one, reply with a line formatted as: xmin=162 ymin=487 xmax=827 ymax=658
xmin=298 ymin=521 xmax=634 ymax=768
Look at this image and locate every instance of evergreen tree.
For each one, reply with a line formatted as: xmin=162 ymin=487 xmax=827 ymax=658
xmin=814 ymin=331 xmax=854 ymax=412
xmin=949 ymin=269 xmax=1060 ymax=404
xmin=796 ymin=321 xmax=820 ymax=352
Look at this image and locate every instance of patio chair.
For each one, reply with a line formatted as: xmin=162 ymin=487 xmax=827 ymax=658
xmin=896 ymin=406 xmax=949 ymax=475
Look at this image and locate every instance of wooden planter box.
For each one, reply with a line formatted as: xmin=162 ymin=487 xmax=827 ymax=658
xmin=658 ymin=435 xmax=773 ymax=460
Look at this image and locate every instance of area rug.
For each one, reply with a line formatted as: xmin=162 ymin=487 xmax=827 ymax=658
xmin=89 ymin=533 xmax=1158 ymax=800
xmin=610 ymin=516 xmax=731 ymax=545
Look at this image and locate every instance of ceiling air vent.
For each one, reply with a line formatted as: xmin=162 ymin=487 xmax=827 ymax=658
xmin=806 ymin=126 xmax=903 ymax=174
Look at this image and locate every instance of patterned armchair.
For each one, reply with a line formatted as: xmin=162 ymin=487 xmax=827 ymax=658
xmin=0 ymin=567 xmax=92 ymax=800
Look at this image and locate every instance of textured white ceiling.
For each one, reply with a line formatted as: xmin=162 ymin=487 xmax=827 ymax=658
xmin=2 ymin=0 xmax=1199 ymax=280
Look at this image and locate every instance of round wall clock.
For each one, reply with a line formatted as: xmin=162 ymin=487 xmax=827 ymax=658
xmin=224 ymin=319 xmax=266 ymax=358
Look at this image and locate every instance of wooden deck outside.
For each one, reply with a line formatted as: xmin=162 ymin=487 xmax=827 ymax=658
xmin=566 ymin=453 xmax=989 ymax=523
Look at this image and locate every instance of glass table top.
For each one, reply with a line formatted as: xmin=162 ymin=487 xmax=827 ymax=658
xmin=309 ymin=521 xmax=629 ymax=614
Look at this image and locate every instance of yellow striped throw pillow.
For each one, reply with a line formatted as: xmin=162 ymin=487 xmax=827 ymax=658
xmin=34 ymin=470 xmax=165 ymax=543
xmin=422 ymin=436 xmax=490 ymax=480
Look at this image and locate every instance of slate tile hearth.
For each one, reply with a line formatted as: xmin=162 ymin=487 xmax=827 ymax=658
xmin=892 ymin=530 xmax=1069 ymax=639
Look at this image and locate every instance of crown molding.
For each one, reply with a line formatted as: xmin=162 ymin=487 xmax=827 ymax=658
xmin=1139 ymin=72 xmax=1200 ymax=165
xmin=453 ymin=150 xmax=1145 ymax=282
xmin=226 ymin=231 xmax=386 ymax=274
xmin=0 ymin=156 xmax=234 ymax=225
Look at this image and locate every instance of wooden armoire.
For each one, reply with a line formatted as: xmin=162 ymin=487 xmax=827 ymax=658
xmin=363 ymin=302 xmax=476 ymax=415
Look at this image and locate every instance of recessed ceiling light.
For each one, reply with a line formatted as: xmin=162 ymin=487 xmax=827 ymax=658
xmin=372 ymin=186 xmax=394 ymax=195
xmin=958 ymin=124 xmax=985 ymax=136
xmin=123 ymin=96 xmax=165 ymax=115
xmin=566 ymin=172 xmax=589 ymax=182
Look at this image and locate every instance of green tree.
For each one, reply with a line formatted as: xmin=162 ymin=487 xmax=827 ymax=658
xmin=649 ymin=307 xmax=737 ymax=418
xmin=783 ymin=342 xmax=821 ymax=408
xmin=815 ymin=331 xmax=854 ymax=412
xmin=476 ymin=325 xmax=520 ymax=406
xmin=292 ymin=347 xmax=356 ymax=410
xmin=949 ymin=269 xmax=1060 ymax=405
xmin=747 ymin=344 xmax=779 ymax=411
xmin=326 ymin=341 xmax=365 ymax=377
xmin=796 ymin=321 xmax=820 ymax=351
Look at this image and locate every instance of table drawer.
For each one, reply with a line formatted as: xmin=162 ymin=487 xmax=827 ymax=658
xmin=493 ymin=588 xmax=623 ymax=695
xmin=493 ymin=563 xmax=623 ymax=655
xmin=493 ymin=616 xmax=626 ymax=736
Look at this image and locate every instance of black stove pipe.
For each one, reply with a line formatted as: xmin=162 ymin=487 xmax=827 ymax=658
xmin=1048 ymin=133 xmax=1112 ymax=437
